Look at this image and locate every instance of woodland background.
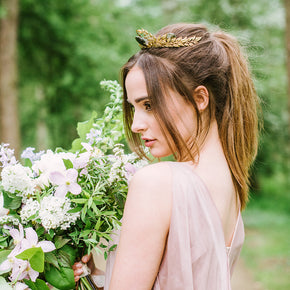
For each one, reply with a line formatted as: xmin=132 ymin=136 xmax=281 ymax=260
xmin=0 ymin=0 xmax=289 ymax=289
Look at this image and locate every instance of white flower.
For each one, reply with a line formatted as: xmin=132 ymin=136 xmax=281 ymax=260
xmin=1 ymin=164 xmax=34 ymax=197
xmin=32 ymin=151 xmax=76 ymax=188
xmin=21 ymin=227 xmax=55 ymax=253
xmin=0 ymin=192 xmax=9 ymax=216
xmin=50 ymin=168 xmax=82 ymax=198
xmin=0 ymin=215 xmax=19 ymax=225
xmin=9 ymin=224 xmax=25 ymax=257
xmin=20 ymin=199 xmax=40 ymax=224
xmin=10 ymin=260 xmax=38 ymax=282
xmin=38 ymin=196 xmax=80 ymax=230
xmin=14 ymin=282 xmax=29 ymax=290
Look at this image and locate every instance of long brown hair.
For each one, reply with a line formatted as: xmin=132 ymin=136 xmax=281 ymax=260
xmin=121 ymin=23 xmax=260 ymax=209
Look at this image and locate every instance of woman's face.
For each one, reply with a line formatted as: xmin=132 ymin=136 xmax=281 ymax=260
xmin=125 ymin=66 xmax=197 ymax=158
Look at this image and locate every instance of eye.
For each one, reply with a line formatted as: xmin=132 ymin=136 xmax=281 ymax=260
xmin=144 ymin=102 xmax=152 ymax=111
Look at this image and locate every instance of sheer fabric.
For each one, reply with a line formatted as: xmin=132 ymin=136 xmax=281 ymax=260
xmin=105 ymin=162 xmax=244 ymax=290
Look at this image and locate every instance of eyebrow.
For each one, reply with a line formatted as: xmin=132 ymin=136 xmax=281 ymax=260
xmin=127 ymin=96 xmax=149 ymax=104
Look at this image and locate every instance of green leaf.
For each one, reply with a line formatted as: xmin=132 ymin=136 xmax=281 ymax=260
xmin=71 ymin=198 xmax=88 ymax=204
xmin=2 ymin=191 xmax=22 ymax=210
xmin=16 ymin=247 xmax=44 ymax=272
xmin=24 ymin=279 xmax=50 ymax=290
xmin=49 ymin=229 xmax=55 ymax=238
xmin=102 ymin=211 xmax=116 ymax=216
xmin=54 ymin=236 xmax=70 ymax=249
xmin=23 ymin=158 xmax=33 ymax=168
xmin=67 ymin=206 xmax=82 ymax=213
xmin=63 ymin=159 xmax=73 ymax=169
xmin=58 ymin=251 xmax=72 ymax=268
xmin=80 ymin=112 xmax=98 ymax=139
xmin=94 ymin=217 xmax=102 ymax=231
xmin=81 ymin=204 xmax=87 ymax=221
xmin=71 ymin=138 xmax=82 ymax=152
xmin=0 ymin=277 xmax=12 ymax=290
xmin=44 ymin=265 xmax=75 ymax=290
xmin=87 ymin=197 xmax=93 ymax=208
xmin=109 ymin=244 xmax=117 ymax=252
xmin=0 ymin=250 xmax=11 ymax=275
xmin=0 ymin=250 xmax=11 ymax=264
xmin=79 ymin=230 xmax=91 ymax=238
xmin=45 ymin=252 xmax=59 ymax=269
xmin=36 ymin=227 xmax=45 ymax=237
xmin=61 ymin=245 xmax=77 ymax=265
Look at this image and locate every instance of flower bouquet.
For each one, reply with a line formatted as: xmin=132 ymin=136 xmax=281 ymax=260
xmin=0 ymin=81 xmax=147 ymax=290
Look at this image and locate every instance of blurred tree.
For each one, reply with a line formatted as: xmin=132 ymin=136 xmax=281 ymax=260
xmin=285 ymin=0 xmax=290 ymax=132
xmin=0 ymin=0 xmax=20 ymax=156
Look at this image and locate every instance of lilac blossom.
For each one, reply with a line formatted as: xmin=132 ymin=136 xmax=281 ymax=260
xmin=0 ymin=144 xmax=17 ymax=167
xmin=124 ymin=163 xmax=137 ymax=182
xmin=86 ymin=128 xmax=102 ymax=145
xmin=21 ymin=147 xmax=44 ymax=164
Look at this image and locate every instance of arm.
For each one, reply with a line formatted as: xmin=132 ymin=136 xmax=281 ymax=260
xmin=109 ymin=163 xmax=172 ymax=290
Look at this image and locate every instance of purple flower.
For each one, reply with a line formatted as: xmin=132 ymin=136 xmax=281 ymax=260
xmin=124 ymin=163 xmax=137 ymax=182
xmin=0 ymin=143 xmax=17 ymax=167
xmin=50 ymin=168 xmax=82 ymax=198
xmin=86 ymin=128 xmax=102 ymax=145
xmin=21 ymin=147 xmax=44 ymax=163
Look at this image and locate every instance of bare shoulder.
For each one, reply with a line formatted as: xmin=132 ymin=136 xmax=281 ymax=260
xmin=126 ymin=162 xmax=173 ymax=210
xmin=130 ymin=162 xmax=172 ymax=191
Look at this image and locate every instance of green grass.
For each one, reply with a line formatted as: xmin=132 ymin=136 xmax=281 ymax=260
xmin=241 ymin=205 xmax=290 ymax=290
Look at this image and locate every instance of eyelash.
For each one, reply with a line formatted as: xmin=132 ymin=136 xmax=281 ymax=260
xmin=129 ymin=102 xmax=152 ymax=112
xmin=144 ymin=102 xmax=152 ymax=111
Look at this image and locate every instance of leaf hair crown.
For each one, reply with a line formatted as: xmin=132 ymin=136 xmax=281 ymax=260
xmin=135 ymin=28 xmax=202 ymax=49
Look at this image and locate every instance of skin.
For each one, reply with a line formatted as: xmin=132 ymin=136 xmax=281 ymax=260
xmin=127 ymin=66 xmax=198 ymax=158
xmin=73 ymin=66 xmax=239 ymax=289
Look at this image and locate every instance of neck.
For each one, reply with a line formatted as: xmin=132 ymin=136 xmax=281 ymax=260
xmin=181 ymin=119 xmax=224 ymax=165
xmin=197 ymin=119 xmax=227 ymax=169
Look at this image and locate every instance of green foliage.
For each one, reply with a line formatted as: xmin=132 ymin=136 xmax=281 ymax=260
xmin=44 ymin=264 xmax=75 ymax=290
xmin=242 ymin=207 xmax=290 ymax=289
xmin=16 ymin=247 xmax=45 ymax=272
xmin=24 ymin=279 xmax=50 ymax=290
xmin=2 ymin=191 xmax=22 ymax=210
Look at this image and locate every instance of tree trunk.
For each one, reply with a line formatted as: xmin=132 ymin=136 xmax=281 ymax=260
xmin=285 ymin=0 xmax=290 ymax=134
xmin=35 ymin=85 xmax=49 ymax=150
xmin=0 ymin=0 xmax=20 ymax=157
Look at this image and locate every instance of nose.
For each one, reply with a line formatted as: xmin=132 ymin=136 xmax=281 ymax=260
xmin=131 ymin=112 xmax=147 ymax=133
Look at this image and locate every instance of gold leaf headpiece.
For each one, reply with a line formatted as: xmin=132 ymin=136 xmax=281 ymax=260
xmin=135 ymin=29 xmax=202 ymax=49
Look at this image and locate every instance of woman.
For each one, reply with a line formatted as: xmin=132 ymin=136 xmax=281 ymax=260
xmin=74 ymin=23 xmax=259 ymax=289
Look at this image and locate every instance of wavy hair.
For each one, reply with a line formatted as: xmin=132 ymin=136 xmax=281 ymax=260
xmin=121 ymin=23 xmax=260 ymax=209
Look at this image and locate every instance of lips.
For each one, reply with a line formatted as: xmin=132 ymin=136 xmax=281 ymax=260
xmin=142 ymin=137 xmax=156 ymax=147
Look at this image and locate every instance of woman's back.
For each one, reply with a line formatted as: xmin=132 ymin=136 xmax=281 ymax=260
xmin=105 ymin=161 xmax=244 ymax=290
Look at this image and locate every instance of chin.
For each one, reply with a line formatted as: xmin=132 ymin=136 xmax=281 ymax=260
xmin=150 ymin=149 xmax=172 ymax=159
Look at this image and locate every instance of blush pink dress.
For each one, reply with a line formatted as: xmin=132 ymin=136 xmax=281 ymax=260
xmin=104 ymin=162 xmax=244 ymax=290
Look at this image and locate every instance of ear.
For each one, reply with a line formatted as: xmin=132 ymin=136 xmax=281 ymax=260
xmin=193 ymin=85 xmax=209 ymax=112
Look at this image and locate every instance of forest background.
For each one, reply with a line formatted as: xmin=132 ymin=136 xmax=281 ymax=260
xmin=0 ymin=0 xmax=289 ymax=289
